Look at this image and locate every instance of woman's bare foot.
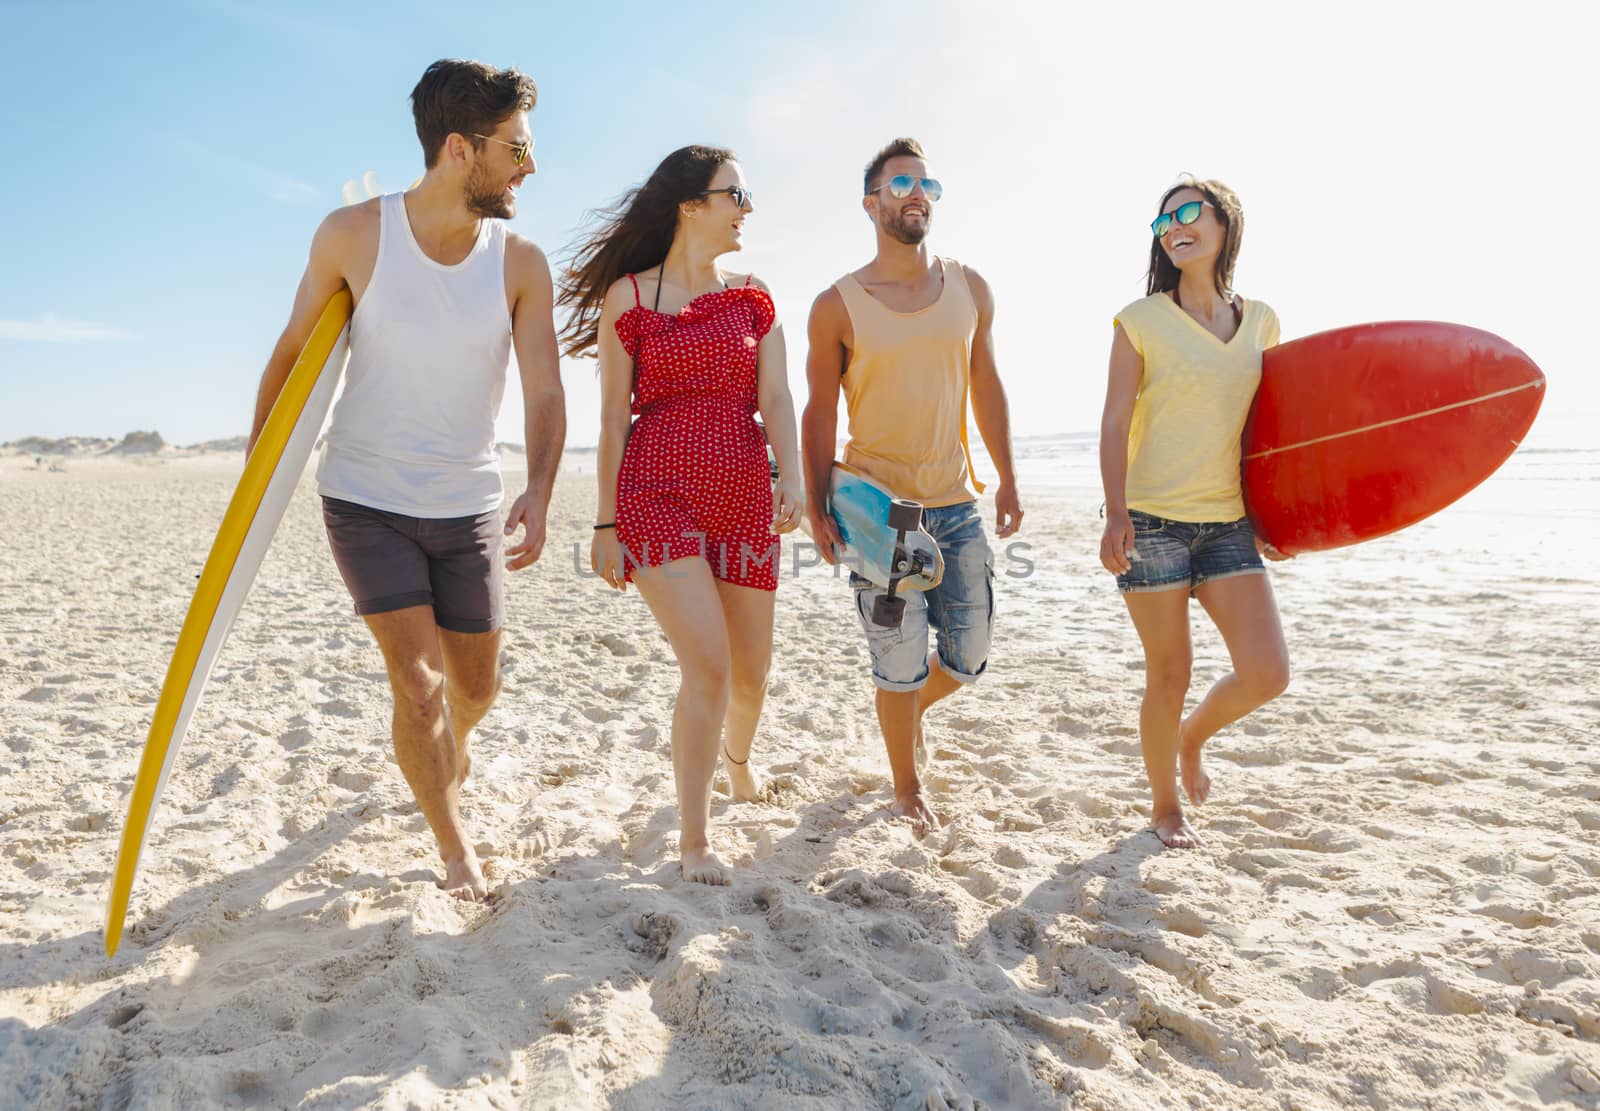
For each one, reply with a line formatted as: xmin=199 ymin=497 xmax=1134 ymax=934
xmin=1177 ymin=719 xmax=1210 ymax=806
xmin=891 ymin=790 xmax=941 ymax=838
xmin=680 ymin=845 xmax=731 ymax=886
xmin=1151 ymin=811 xmax=1202 ymax=849
xmin=723 ymin=746 xmax=764 ymax=803
xmin=439 ymin=849 xmax=488 ymax=900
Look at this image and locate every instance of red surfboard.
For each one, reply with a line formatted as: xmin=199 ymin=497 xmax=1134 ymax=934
xmin=1242 ymin=322 xmax=1545 ymax=554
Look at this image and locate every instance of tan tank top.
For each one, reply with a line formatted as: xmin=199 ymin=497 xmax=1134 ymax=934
xmin=833 ymin=257 xmax=985 ymax=506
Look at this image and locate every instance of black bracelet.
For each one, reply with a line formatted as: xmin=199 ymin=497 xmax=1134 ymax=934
xmin=593 ymin=522 xmax=616 ymax=530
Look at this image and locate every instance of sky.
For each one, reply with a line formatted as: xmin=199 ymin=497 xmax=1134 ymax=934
xmin=0 ymin=0 xmax=1593 ymax=451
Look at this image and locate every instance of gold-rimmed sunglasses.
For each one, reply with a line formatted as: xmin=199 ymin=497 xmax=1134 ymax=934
xmin=471 ymin=133 xmax=534 ymax=165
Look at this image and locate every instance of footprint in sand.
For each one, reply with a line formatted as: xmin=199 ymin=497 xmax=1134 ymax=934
xmin=628 ymin=911 xmax=680 ymax=960
xmin=597 ymin=633 xmax=637 ymax=657
xmin=329 ymin=767 xmax=379 ymax=792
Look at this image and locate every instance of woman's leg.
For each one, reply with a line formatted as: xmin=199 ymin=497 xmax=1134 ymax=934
xmin=634 ymin=557 xmax=734 ymax=885
xmin=1183 ymin=573 xmax=1291 ymax=804
xmin=714 ymin=579 xmax=776 ymax=802
xmin=1123 ymin=587 xmax=1199 ymax=848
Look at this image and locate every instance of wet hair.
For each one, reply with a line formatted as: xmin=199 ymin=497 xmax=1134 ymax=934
xmin=557 ymin=145 xmax=736 ymax=358
xmin=1145 ymin=175 xmax=1244 ymax=299
xmin=410 ymin=59 xmax=537 ymax=169
xmin=863 ymin=137 xmax=926 ymax=195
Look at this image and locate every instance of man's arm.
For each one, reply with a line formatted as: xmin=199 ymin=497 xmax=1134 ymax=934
xmin=964 ymin=265 xmax=1022 ymax=538
xmin=503 ymin=235 xmax=566 ymax=571
xmin=801 ymin=288 xmax=850 ymax=561
xmin=247 ymin=209 xmax=359 ymax=454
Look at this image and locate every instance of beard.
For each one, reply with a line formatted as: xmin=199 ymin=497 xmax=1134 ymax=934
xmin=881 ymin=207 xmax=929 ymax=245
xmin=464 ymin=162 xmax=513 ymax=219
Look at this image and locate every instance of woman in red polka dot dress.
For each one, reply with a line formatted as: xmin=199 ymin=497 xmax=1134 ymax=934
xmin=558 ymin=146 xmax=803 ymax=885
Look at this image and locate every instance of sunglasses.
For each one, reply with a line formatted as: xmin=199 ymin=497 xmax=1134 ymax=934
xmin=471 ymin=133 xmax=534 ymax=166
xmin=1150 ymin=200 xmax=1212 ymax=238
xmin=869 ymin=174 xmax=943 ymax=202
xmin=700 ymin=184 xmax=754 ymax=208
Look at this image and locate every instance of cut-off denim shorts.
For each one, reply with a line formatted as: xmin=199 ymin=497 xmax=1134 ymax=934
xmin=1116 ymin=509 xmax=1264 ymax=594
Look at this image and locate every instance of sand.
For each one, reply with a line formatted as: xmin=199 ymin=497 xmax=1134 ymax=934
xmin=2 ymin=451 xmax=1597 ymax=1109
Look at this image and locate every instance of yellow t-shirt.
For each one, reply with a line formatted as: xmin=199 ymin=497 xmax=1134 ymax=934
xmin=1113 ymin=292 xmax=1280 ymax=522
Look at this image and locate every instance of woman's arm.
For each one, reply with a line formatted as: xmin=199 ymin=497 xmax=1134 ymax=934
xmin=749 ymin=278 xmax=802 ymax=534
xmin=1099 ymin=324 xmax=1143 ymax=574
xmin=592 ymin=280 xmax=636 ymax=588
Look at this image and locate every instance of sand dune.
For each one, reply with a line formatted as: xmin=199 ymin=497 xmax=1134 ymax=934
xmin=2 ymin=455 xmax=1597 ymax=1108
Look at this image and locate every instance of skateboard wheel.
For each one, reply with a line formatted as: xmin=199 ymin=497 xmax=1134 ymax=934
xmin=888 ymin=499 xmax=923 ymax=532
xmin=872 ymin=594 xmax=906 ymax=628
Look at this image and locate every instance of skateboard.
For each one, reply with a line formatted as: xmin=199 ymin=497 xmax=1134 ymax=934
xmin=810 ymin=463 xmax=944 ymax=628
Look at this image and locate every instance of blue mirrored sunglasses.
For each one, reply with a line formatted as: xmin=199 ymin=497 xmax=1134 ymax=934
xmin=869 ymin=174 xmax=942 ymax=202
xmin=1150 ymin=200 xmax=1212 ymax=238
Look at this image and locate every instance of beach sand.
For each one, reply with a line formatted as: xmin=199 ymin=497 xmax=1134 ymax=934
xmin=2 ymin=451 xmax=1597 ymax=1108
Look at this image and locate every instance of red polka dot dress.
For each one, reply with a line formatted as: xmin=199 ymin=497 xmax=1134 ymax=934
xmin=613 ymin=274 xmax=780 ymax=591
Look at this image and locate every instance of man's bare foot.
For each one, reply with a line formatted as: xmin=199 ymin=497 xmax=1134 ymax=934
xmin=1151 ymin=811 xmax=1202 ymax=849
xmin=439 ymin=849 xmax=488 ymax=900
xmin=680 ymin=845 xmax=731 ymax=886
xmin=723 ymin=746 xmax=764 ymax=803
xmin=891 ymin=790 xmax=941 ymax=838
xmin=1177 ymin=719 xmax=1210 ymax=806
xmin=445 ymin=705 xmax=471 ymax=787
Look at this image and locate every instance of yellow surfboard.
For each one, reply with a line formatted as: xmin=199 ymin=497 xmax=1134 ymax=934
xmin=104 ymin=291 xmax=353 ymax=957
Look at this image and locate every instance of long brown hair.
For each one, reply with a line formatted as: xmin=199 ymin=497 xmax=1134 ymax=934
xmin=1145 ymin=176 xmax=1244 ymax=299
xmin=557 ymin=145 xmax=736 ymax=358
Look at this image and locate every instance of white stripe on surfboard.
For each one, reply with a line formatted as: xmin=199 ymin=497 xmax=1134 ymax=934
xmin=1243 ymin=379 xmax=1543 ymax=461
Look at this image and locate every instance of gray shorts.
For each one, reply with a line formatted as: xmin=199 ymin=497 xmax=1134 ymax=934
xmin=321 ymin=497 xmax=504 ymax=633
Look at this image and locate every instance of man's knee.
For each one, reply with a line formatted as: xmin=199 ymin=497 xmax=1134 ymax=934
xmin=390 ymin=662 xmax=446 ymax=721
xmin=449 ymin=667 xmax=501 ymax=713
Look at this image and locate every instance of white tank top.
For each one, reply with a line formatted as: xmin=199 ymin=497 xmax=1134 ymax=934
xmin=316 ymin=192 xmax=512 ymax=518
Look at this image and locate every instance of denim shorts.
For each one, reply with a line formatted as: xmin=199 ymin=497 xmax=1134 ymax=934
xmin=849 ymin=500 xmax=995 ymax=692
xmin=1116 ymin=509 xmax=1264 ymax=594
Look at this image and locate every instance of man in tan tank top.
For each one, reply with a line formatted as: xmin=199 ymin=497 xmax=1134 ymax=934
xmin=802 ymin=138 xmax=1023 ymax=835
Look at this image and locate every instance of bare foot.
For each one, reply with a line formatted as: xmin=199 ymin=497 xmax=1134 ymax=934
xmin=439 ymin=849 xmax=488 ymax=900
xmin=890 ymin=791 xmax=941 ymax=838
xmin=680 ymin=845 xmax=731 ymax=886
xmin=1177 ymin=719 xmax=1210 ymax=806
xmin=723 ymin=747 xmax=764 ymax=803
xmin=1151 ymin=811 xmax=1202 ymax=849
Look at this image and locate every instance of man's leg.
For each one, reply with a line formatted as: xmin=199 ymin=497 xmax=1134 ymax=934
xmin=853 ymin=583 xmax=938 ymax=834
xmin=364 ymin=605 xmax=487 ymax=900
xmin=921 ymin=504 xmax=995 ymax=764
xmin=424 ymin=505 xmax=507 ymax=788
xmin=438 ymin=628 xmax=502 ymax=785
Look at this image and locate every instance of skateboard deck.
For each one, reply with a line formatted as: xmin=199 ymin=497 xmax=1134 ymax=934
xmin=815 ymin=463 xmax=944 ymax=592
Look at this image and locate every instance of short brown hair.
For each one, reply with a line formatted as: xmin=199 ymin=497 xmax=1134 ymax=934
xmin=411 ymin=59 xmax=537 ymax=169
xmin=863 ymin=137 xmax=926 ymax=195
xmin=1146 ymin=176 xmax=1245 ymax=299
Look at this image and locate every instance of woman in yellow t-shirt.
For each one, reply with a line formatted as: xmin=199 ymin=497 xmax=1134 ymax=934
xmin=1097 ymin=177 xmax=1291 ymax=850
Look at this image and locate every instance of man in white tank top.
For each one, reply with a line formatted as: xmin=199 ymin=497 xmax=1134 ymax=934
xmin=246 ymin=60 xmax=566 ymax=901
xmin=802 ymin=138 xmax=1024 ymax=836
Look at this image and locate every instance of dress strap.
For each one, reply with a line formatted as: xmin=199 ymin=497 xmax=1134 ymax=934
xmin=743 ymin=274 xmax=753 ymax=288
xmin=627 ymin=273 xmax=641 ymax=308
